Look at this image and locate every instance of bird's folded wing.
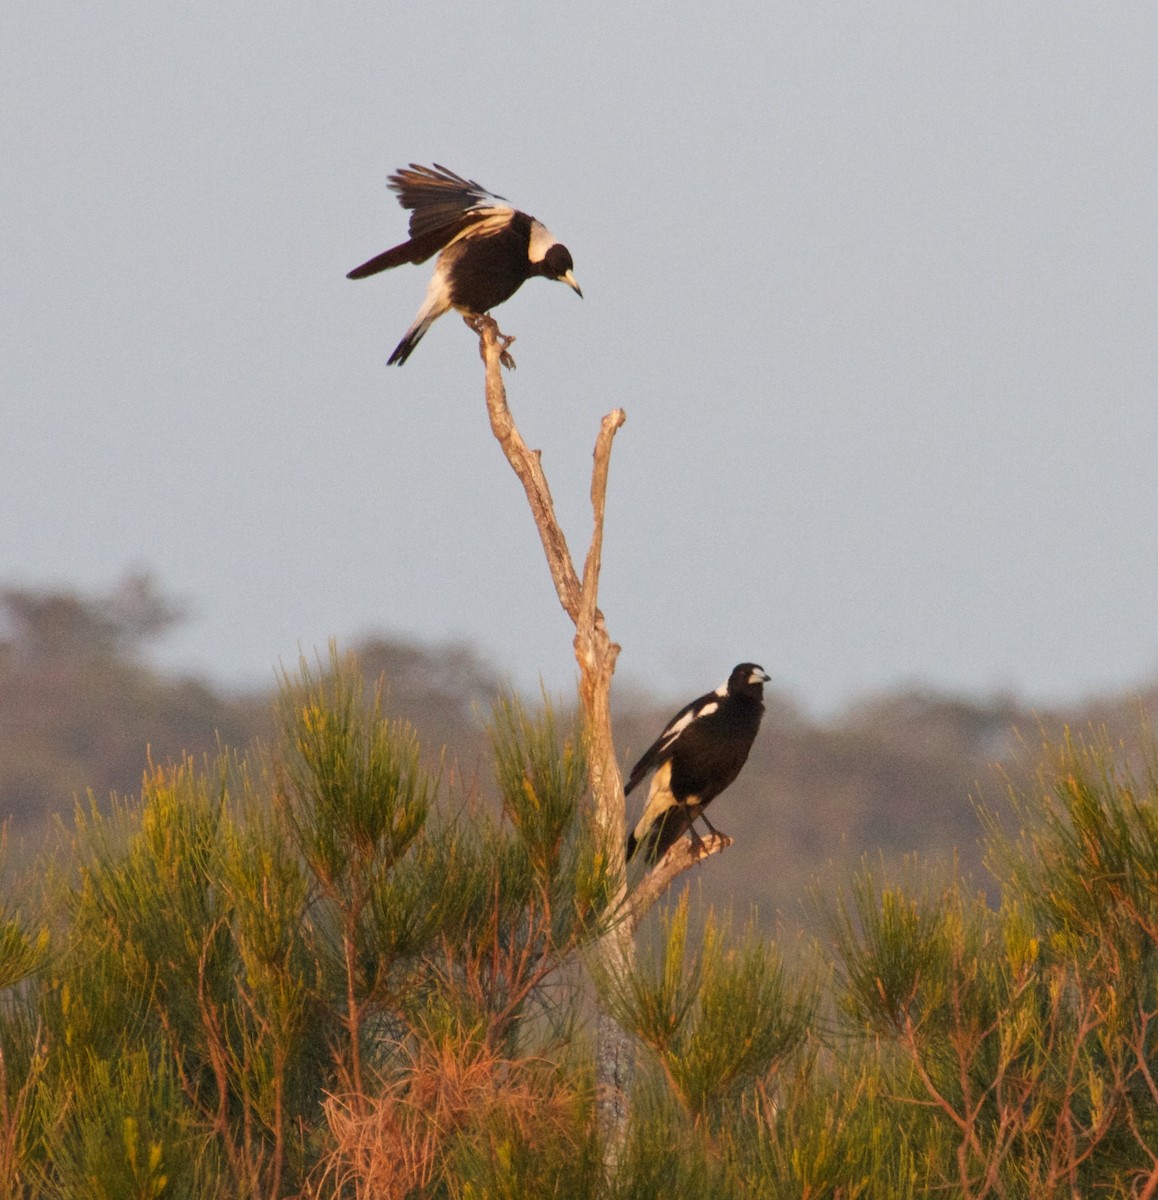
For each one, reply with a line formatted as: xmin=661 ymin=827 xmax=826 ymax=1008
xmin=624 ymin=694 xmax=718 ymax=794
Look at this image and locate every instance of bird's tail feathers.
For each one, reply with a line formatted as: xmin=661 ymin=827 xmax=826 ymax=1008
xmin=628 ymin=808 xmax=691 ymax=864
xmin=386 ymin=273 xmax=453 ymax=366
xmin=387 ymin=315 xmax=435 ymax=366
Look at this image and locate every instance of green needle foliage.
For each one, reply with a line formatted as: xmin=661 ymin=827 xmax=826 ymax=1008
xmin=0 ymin=650 xmax=625 ymax=1197
xmin=598 ymin=893 xmax=817 ymax=1123
xmin=820 ymin=728 xmax=1158 ymax=1198
xmin=2 ymin=662 xmax=1158 ymax=1197
xmin=41 ymin=1050 xmax=199 ymax=1200
xmin=277 ymin=650 xmax=431 ymax=896
xmin=0 ymin=905 xmax=47 ymax=999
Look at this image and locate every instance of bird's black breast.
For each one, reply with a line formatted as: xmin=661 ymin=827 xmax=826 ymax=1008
xmin=668 ymin=697 xmax=763 ymax=803
xmin=447 ymin=213 xmax=533 ymax=314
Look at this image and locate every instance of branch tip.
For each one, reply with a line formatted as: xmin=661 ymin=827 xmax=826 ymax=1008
xmin=619 ymin=832 xmax=732 ymax=933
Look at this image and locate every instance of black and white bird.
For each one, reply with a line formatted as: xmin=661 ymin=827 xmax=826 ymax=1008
xmin=625 ymin=663 xmax=770 ymax=864
xmin=346 ymin=163 xmax=582 ymax=365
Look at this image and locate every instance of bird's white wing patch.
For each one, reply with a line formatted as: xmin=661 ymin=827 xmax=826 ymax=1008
xmin=527 ymin=219 xmax=559 ymax=263
xmin=658 ymin=710 xmax=696 ymax=750
xmin=657 ymin=699 xmax=718 ymax=755
xmin=448 ymin=205 xmax=516 ymax=245
xmin=466 ymin=201 xmax=515 ymax=221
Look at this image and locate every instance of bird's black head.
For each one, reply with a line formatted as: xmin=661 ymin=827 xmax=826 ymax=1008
xmin=727 ymin=663 xmax=770 ymax=699
xmin=542 ymin=242 xmax=573 ymax=277
xmin=537 ymin=242 xmax=583 ymax=296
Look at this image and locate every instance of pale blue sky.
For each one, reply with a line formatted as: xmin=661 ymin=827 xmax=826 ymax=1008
xmin=3 ymin=3 xmax=1157 ymax=713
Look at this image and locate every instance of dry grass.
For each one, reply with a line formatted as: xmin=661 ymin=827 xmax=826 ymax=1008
xmin=314 ymin=1037 xmax=588 ymax=1199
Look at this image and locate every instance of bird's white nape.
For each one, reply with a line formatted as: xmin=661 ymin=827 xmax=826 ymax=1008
xmin=527 ymin=219 xmax=559 ymax=263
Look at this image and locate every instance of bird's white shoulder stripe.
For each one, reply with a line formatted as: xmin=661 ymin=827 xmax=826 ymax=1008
xmin=527 ymin=219 xmax=558 ymax=263
xmin=660 ymin=709 xmax=697 ymax=744
xmin=441 ymin=205 xmax=515 ymax=250
xmin=467 ymin=200 xmax=515 ymax=220
xmin=657 ymin=699 xmax=719 ymax=753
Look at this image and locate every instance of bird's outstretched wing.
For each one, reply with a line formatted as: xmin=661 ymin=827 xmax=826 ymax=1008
xmin=390 ymin=163 xmax=513 ymax=239
xmin=346 ymin=163 xmax=515 ymax=279
xmin=623 ymin=689 xmax=722 ymax=795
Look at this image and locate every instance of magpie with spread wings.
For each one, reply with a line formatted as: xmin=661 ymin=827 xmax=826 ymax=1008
xmin=347 ymin=163 xmax=582 ymax=365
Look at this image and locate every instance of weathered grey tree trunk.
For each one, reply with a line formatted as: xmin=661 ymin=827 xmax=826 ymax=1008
xmin=474 ymin=317 xmax=730 ymax=1163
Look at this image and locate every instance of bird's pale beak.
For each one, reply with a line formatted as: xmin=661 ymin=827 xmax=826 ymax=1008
xmin=561 ymin=270 xmax=583 ymax=298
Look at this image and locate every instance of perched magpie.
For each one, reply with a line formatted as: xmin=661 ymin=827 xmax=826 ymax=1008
xmin=625 ymin=663 xmax=770 ymax=864
xmin=346 ymin=163 xmax=582 ymax=365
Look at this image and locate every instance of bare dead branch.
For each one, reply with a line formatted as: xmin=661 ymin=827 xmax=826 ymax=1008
xmin=478 ymin=317 xmax=583 ymax=622
xmin=578 ymin=409 xmax=626 ymax=636
xmin=473 ymin=315 xmax=725 ymax=1163
xmin=617 ymin=834 xmax=733 ymax=935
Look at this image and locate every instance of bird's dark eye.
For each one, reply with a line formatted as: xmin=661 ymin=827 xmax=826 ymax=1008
xmin=543 ymin=243 xmax=574 ymax=277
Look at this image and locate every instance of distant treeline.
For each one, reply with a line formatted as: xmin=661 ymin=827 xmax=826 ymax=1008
xmin=2 ymin=575 xmax=1155 ymax=924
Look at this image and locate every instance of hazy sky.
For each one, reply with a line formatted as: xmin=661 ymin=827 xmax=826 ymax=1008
xmin=4 ymin=3 xmax=1157 ymax=714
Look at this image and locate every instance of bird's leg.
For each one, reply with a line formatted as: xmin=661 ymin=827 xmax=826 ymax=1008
xmin=494 ymin=318 xmax=517 ymax=370
xmin=464 ymin=312 xmax=486 ymax=347
xmin=690 ymin=812 xmax=727 ymax=859
xmin=686 ymin=821 xmax=708 ymax=857
xmin=464 ymin=312 xmax=517 ymax=370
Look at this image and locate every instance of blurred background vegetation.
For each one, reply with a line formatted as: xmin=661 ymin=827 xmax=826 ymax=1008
xmin=3 ymin=573 xmax=1154 ymax=927
xmin=1 ymin=576 xmax=1157 ymax=1195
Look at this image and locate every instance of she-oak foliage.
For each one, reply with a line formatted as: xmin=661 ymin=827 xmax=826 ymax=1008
xmin=1 ymin=658 xmax=1157 ymax=1198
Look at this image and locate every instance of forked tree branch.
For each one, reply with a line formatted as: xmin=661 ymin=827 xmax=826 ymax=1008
xmin=473 ymin=315 xmax=729 ymax=1159
xmin=478 ymin=318 xmax=631 ymax=856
